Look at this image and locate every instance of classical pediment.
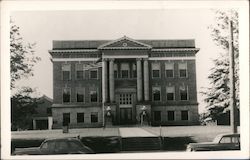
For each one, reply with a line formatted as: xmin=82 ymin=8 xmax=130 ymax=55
xmin=98 ymin=36 xmax=152 ymax=50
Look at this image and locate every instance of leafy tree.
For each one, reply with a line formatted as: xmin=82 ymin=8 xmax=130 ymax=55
xmin=10 ymin=19 xmax=41 ymax=89
xmin=201 ymin=10 xmax=239 ymax=120
xmin=10 ymin=20 xmax=41 ymax=130
xmin=11 ymin=87 xmax=39 ymax=130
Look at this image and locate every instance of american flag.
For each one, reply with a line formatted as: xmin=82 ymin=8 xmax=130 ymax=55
xmin=82 ymin=58 xmax=102 ymax=70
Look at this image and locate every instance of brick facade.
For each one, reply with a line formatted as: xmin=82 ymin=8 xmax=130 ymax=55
xmin=49 ymin=36 xmax=200 ymax=128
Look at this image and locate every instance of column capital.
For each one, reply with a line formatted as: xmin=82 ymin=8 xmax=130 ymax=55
xmin=103 ymin=58 xmax=108 ymax=61
xmin=136 ymin=58 xmax=142 ymax=61
xmin=143 ymin=58 xmax=149 ymax=61
xmin=109 ymin=58 xmax=115 ymax=62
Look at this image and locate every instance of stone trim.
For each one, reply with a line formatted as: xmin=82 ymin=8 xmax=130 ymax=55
xmin=49 ymin=49 xmax=99 ymax=53
xmin=149 ymin=57 xmax=195 ymax=60
xmin=151 ymin=48 xmax=199 ymax=52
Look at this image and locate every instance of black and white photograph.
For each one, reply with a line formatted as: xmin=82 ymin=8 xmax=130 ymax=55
xmin=1 ymin=0 xmax=249 ymax=159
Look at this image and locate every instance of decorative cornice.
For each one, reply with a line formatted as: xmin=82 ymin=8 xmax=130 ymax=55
xmin=149 ymin=57 xmax=196 ymax=60
xmin=51 ymin=58 xmax=99 ymax=62
xmin=102 ymin=55 xmax=148 ymax=59
xmin=151 ymin=48 xmax=200 ymax=52
xmin=100 ymin=47 xmax=151 ymax=50
xmin=49 ymin=49 xmax=99 ymax=53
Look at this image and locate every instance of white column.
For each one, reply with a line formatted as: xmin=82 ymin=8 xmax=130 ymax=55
xmin=143 ymin=58 xmax=149 ymax=101
xmin=109 ymin=59 xmax=115 ymax=102
xmin=103 ymin=59 xmax=108 ymax=103
xmin=32 ymin=119 xmax=36 ymax=130
xmin=136 ymin=58 xmax=142 ymax=101
xmin=48 ymin=117 xmax=53 ymax=130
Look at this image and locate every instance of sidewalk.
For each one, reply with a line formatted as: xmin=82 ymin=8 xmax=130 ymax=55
xmin=12 ymin=128 xmax=120 ymax=140
xmin=119 ymin=128 xmax=157 ymax=137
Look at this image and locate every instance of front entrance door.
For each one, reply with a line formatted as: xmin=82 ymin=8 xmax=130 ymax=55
xmin=120 ymin=108 xmax=132 ymax=124
xmin=119 ymin=93 xmax=133 ymax=124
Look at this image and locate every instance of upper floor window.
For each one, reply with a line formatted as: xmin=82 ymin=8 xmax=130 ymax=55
xmin=152 ymin=86 xmax=161 ymax=101
xmin=114 ymin=63 xmax=118 ymax=78
xmin=76 ymin=87 xmax=84 ymax=102
xmin=165 ymin=62 xmax=174 ymax=78
xmin=181 ymin=110 xmax=188 ymax=120
xmin=121 ymin=63 xmax=129 ymax=78
xmin=178 ymin=62 xmax=187 ymax=78
xmin=76 ymin=64 xmax=84 ymax=80
xmin=132 ymin=63 xmax=137 ymax=78
xmin=90 ymin=69 xmax=98 ymax=79
xmin=62 ymin=64 xmax=71 ymax=80
xmin=166 ymin=86 xmax=175 ymax=101
xmin=63 ymin=88 xmax=71 ymax=103
xmin=152 ymin=62 xmax=160 ymax=78
xmin=180 ymin=85 xmax=188 ymax=100
xmin=90 ymin=87 xmax=98 ymax=102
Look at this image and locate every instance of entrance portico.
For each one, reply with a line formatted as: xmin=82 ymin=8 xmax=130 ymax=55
xmin=100 ymin=36 xmax=151 ymax=125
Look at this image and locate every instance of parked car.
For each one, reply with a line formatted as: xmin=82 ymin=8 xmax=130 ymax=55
xmin=13 ymin=137 xmax=95 ymax=155
xmin=186 ymin=133 xmax=240 ymax=152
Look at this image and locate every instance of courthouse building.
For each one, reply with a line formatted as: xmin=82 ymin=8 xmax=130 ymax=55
xmin=49 ymin=36 xmax=200 ymax=129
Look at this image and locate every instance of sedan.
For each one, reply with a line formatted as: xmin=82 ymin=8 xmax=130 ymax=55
xmin=186 ymin=133 xmax=240 ymax=152
xmin=13 ymin=137 xmax=95 ymax=155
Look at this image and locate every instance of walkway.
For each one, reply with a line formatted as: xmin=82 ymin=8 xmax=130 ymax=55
xmin=119 ymin=127 xmax=157 ymax=137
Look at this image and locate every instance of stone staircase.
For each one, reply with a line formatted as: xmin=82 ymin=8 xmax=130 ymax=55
xmin=121 ymin=137 xmax=162 ymax=151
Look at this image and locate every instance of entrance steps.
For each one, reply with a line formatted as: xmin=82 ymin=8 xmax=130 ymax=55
xmin=119 ymin=127 xmax=162 ymax=151
xmin=121 ymin=137 xmax=162 ymax=151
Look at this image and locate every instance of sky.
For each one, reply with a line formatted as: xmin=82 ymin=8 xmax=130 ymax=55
xmin=11 ymin=9 xmax=223 ymax=113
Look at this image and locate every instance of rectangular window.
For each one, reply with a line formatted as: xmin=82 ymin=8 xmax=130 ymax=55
xmin=181 ymin=111 xmax=188 ymax=120
xmin=90 ymin=88 xmax=98 ymax=102
xmin=77 ymin=113 xmax=84 ymax=123
xmin=90 ymin=70 xmax=98 ymax=79
xmin=63 ymin=113 xmax=70 ymax=126
xmin=168 ymin=111 xmax=175 ymax=121
xmin=91 ymin=112 xmax=98 ymax=123
xmin=76 ymin=87 xmax=84 ymax=102
xmin=152 ymin=62 xmax=160 ymax=78
xmin=154 ymin=111 xmax=161 ymax=122
xmin=132 ymin=63 xmax=137 ymax=78
xmin=180 ymin=85 xmax=188 ymax=100
xmin=153 ymin=86 xmax=161 ymax=101
xmin=178 ymin=62 xmax=187 ymax=78
xmin=76 ymin=64 xmax=84 ymax=80
xmin=166 ymin=86 xmax=175 ymax=101
xmin=62 ymin=64 xmax=71 ymax=80
xmin=114 ymin=63 xmax=118 ymax=78
xmin=119 ymin=94 xmax=132 ymax=105
xmin=63 ymin=88 xmax=70 ymax=103
xmin=121 ymin=63 xmax=129 ymax=78
xmin=165 ymin=63 xmax=174 ymax=78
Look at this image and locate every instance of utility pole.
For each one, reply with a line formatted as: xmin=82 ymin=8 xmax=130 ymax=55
xmin=229 ymin=20 xmax=237 ymax=133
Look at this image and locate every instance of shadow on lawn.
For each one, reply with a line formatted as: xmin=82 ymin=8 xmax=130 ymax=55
xmin=12 ymin=136 xmax=196 ymax=154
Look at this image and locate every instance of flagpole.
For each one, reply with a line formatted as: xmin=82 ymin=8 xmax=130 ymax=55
xmin=102 ymin=56 xmax=105 ymax=128
xmin=229 ymin=20 xmax=237 ymax=133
